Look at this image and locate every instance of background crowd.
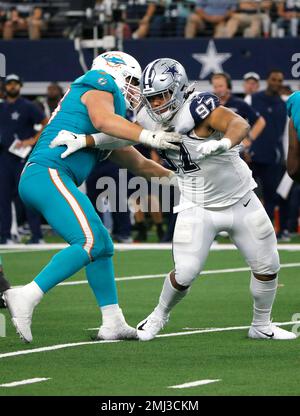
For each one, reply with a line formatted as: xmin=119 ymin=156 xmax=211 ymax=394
xmin=0 ymin=0 xmax=299 ymax=40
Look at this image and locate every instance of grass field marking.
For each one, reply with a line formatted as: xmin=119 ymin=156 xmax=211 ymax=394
xmin=0 ymin=340 xmax=120 ymax=359
xmin=0 ymin=320 xmax=298 ymax=361
xmin=56 ymin=262 xmax=300 ymax=288
xmin=87 ymin=321 xmax=298 ymax=334
xmin=58 ymin=274 xmax=166 ymax=287
xmin=0 ymin=378 xmax=51 ymax=387
xmin=168 ymin=379 xmax=221 ymax=389
xmin=2 ymin=243 xmax=300 ymax=254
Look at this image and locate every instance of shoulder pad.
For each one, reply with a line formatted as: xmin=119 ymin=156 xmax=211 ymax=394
xmin=189 ymin=92 xmax=220 ymax=125
xmin=80 ymin=70 xmax=116 ymax=92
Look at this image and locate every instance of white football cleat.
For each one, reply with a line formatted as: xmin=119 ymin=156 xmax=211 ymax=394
xmin=96 ymin=320 xmax=138 ymax=341
xmin=3 ymin=288 xmax=36 ymax=343
xmin=137 ymin=311 xmax=169 ymax=341
xmin=248 ymin=324 xmax=297 ymax=340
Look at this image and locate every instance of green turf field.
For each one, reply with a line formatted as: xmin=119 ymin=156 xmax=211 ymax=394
xmin=0 ymin=248 xmax=300 ymax=396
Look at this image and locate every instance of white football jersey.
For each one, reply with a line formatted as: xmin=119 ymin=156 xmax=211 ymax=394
xmin=136 ymin=91 xmax=257 ymax=210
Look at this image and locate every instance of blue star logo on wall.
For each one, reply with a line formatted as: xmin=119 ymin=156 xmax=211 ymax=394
xmin=162 ymin=64 xmax=179 ymax=80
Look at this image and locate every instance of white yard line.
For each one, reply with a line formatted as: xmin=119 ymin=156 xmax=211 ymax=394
xmin=0 ymin=340 xmax=120 ymax=359
xmin=58 ymin=273 xmax=166 ymax=287
xmin=0 ymin=378 xmax=50 ymax=387
xmin=1 ymin=320 xmax=296 ymax=361
xmin=1 ymin=243 xmax=300 ymax=253
xmin=168 ymin=379 xmax=221 ymax=389
xmin=86 ymin=320 xmax=298 ymax=333
xmin=56 ymin=262 xmax=300 ymax=288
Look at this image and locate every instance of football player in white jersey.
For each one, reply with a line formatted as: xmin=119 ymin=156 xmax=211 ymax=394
xmin=134 ymin=58 xmax=295 ymax=341
xmin=50 ymin=58 xmax=296 ymax=341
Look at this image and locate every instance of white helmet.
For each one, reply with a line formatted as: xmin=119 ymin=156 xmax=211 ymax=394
xmin=91 ymin=51 xmax=142 ymax=110
xmin=141 ymin=58 xmax=188 ymax=123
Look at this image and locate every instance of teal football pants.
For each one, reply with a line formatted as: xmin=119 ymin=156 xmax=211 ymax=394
xmin=18 ymin=162 xmax=118 ymax=307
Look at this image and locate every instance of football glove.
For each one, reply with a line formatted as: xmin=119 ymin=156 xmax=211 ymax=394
xmin=50 ymin=130 xmax=86 ymax=159
xmin=196 ymin=138 xmax=232 ymax=159
xmin=139 ymin=129 xmax=182 ymax=151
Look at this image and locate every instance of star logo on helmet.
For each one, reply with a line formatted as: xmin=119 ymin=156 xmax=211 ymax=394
xmin=162 ymin=65 xmax=179 ymax=80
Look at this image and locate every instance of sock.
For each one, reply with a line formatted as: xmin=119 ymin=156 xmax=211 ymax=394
xmin=250 ymin=273 xmax=278 ymax=328
xmin=85 ymin=256 xmax=118 ymax=307
xmin=154 ymin=273 xmax=189 ymax=318
xmin=22 ymin=281 xmax=44 ymax=306
xmin=101 ymin=304 xmax=124 ymax=326
xmin=34 ymin=244 xmax=90 ymax=292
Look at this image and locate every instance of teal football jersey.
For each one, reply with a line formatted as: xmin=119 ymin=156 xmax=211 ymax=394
xmin=287 ymin=91 xmax=300 ymax=141
xmin=29 ymin=70 xmax=126 ymax=185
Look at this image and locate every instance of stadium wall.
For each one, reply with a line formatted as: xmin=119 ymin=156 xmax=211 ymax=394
xmin=1 ymin=38 xmax=299 ymax=94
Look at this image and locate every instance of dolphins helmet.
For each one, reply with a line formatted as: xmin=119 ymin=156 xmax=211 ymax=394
xmin=92 ymin=51 xmax=142 ymax=110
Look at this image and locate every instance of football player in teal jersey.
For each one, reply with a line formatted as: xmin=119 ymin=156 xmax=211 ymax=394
xmin=287 ymin=91 xmax=300 ymax=183
xmin=2 ymin=51 xmax=180 ymax=343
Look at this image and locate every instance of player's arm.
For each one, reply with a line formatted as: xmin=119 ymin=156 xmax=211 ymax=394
xmin=190 ymin=93 xmax=249 ymax=158
xmin=82 ymin=90 xmax=181 ymax=150
xmin=82 ymin=90 xmax=142 ymax=141
xmin=108 ymin=146 xmax=175 ymax=181
xmin=206 ymin=106 xmax=250 ymax=148
xmin=287 ymin=118 xmax=300 ymax=182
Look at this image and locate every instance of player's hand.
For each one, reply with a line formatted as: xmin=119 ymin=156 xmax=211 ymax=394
xmin=49 ymin=130 xmax=87 ymax=159
xmin=196 ymin=138 xmax=232 ymax=159
xmin=139 ymin=129 xmax=182 ymax=151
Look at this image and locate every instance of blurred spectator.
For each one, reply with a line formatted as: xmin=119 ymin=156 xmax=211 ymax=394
xmin=245 ymin=69 xmax=287 ymax=229
xmin=36 ymin=83 xmax=64 ymax=119
xmin=224 ymin=1 xmax=272 ymax=37
xmin=243 ymin=71 xmax=260 ymax=97
xmin=0 ymin=74 xmax=48 ymax=244
xmin=132 ymin=0 xmax=169 ymax=38
xmin=167 ymin=1 xmax=196 ymax=37
xmin=185 ymin=0 xmax=236 ymax=38
xmin=211 ymin=72 xmax=265 ymax=153
xmin=95 ymin=0 xmax=132 ymax=39
xmin=0 ymin=8 xmax=7 ymax=31
xmin=276 ymin=0 xmax=300 ymax=37
xmin=27 ymin=6 xmax=46 ymax=40
xmin=3 ymin=7 xmax=27 ymax=40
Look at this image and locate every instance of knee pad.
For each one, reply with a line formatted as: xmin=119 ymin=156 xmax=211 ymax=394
xmin=174 ymin=257 xmax=201 ymax=287
xmin=244 ymin=209 xmax=280 ymax=275
xmin=251 ymin=248 xmax=280 ymax=275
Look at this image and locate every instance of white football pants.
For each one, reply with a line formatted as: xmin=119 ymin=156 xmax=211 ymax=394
xmin=173 ymin=191 xmax=280 ymax=286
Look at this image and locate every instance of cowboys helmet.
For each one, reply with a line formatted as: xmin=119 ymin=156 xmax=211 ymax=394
xmin=92 ymin=51 xmax=142 ymax=110
xmin=141 ymin=58 xmax=188 ymax=123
